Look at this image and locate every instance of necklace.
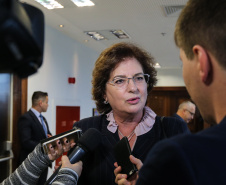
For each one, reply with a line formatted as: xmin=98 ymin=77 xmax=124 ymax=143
xmin=118 ymin=129 xmax=135 ymax=141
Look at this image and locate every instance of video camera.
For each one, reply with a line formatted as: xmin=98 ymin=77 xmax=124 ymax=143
xmin=0 ymin=0 xmax=44 ymax=78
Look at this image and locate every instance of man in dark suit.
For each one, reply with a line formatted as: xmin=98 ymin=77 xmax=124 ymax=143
xmin=18 ymin=91 xmax=52 ymax=185
xmin=114 ymin=0 xmax=226 ymax=184
xmin=172 ymin=101 xmax=196 ymax=123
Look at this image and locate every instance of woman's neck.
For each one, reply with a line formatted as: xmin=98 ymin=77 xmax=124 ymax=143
xmin=114 ymin=109 xmax=144 ymax=124
xmin=114 ymin=109 xmax=144 ymax=135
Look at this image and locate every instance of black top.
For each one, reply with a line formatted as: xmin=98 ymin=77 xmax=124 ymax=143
xmin=74 ymin=114 xmax=189 ymax=185
xmin=172 ymin=113 xmax=186 ymax=122
xmin=137 ymin=116 xmax=226 ymax=185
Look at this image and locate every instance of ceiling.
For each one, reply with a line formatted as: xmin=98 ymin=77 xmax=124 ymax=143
xmin=21 ymin=0 xmax=188 ymax=69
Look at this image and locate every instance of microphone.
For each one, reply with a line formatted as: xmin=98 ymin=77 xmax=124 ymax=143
xmin=44 ymin=128 xmax=102 ymax=185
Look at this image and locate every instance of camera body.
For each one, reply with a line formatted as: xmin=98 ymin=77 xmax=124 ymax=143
xmin=0 ymin=0 xmax=44 ymax=78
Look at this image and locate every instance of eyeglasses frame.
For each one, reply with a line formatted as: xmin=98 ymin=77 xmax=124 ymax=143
xmin=107 ymin=73 xmax=150 ymax=88
xmin=184 ymin=109 xmax=195 ymax=116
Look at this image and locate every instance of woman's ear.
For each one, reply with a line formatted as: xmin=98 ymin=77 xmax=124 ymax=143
xmin=192 ymin=45 xmax=212 ymax=85
xmin=103 ymin=95 xmax=107 ymax=102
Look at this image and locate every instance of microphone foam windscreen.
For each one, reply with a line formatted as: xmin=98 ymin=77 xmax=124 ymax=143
xmin=78 ymin=128 xmax=102 ymax=152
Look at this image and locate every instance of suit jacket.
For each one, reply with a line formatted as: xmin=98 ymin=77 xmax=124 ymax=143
xmin=18 ymin=109 xmax=52 ymax=164
xmin=137 ymin=116 xmax=226 ymax=185
xmin=172 ymin=113 xmax=185 ymax=122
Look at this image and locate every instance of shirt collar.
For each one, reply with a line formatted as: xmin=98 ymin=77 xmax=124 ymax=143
xmin=106 ymin=106 xmax=156 ymax=136
xmin=30 ymin=108 xmax=43 ymax=121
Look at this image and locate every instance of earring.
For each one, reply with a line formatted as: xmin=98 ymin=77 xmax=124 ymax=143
xmin=104 ymin=100 xmax=109 ymax=104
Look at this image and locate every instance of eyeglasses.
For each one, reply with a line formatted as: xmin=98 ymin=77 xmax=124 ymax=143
xmin=185 ymin=109 xmax=195 ymax=116
xmin=107 ymin=73 xmax=150 ymax=89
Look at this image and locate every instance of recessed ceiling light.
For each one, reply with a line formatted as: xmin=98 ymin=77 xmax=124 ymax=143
xmin=84 ymin=29 xmax=130 ymax=41
xmin=35 ymin=0 xmax=63 ymax=9
xmin=71 ymin=0 xmax=95 ymax=7
xmin=59 ymin=25 xmax=64 ymax=28
xmin=85 ymin=31 xmax=106 ymax=41
xmin=154 ymin=63 xmax=161 ymax=68
xmin=110 ymin=30 xmax=130 ymax=39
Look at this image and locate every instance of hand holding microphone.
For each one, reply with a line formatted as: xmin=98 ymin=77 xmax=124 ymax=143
xmin=61 ymin=155 xmax=83 ymax=176
xmin=45 ymin=128 xmax=102 ymax=185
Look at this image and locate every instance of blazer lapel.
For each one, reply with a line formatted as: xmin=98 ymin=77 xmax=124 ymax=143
xmin=101 ymin=118 xmax=119 ymax=164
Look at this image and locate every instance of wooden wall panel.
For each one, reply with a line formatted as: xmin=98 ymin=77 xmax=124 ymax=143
xmin=12 ymin=76 xmax=27 ymax=171
xmin=147 ymin=87 xmax=204 ymax=133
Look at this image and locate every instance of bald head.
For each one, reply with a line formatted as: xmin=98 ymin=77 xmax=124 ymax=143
xmin=177 ymin=101 xmax=196 ymax=123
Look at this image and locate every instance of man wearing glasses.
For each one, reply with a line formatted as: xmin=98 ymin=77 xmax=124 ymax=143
xmin=173 ymin=101 xmax=196 ymax=123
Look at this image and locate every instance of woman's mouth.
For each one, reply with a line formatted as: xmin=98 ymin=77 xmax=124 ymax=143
xmin=127 ymin=97 xmax=140 ymax=104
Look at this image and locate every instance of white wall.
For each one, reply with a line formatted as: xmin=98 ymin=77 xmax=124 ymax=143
xmin=156 ymin=68 xmax=185 ymax=87
xmin=27 ymin=25 xmax=99 ymax=136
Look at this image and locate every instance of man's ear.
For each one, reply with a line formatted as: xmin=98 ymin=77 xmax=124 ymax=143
xmin=38 ymin=99 xmax=43 ymax=106
xmin=192 ymin=45 xmax=212 ymax=85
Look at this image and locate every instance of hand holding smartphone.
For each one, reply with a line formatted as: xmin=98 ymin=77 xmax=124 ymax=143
xmin=114 ymin=136 xmax=138 ymax=179
xmin=40 ymin=127 xmax=82 ymax=154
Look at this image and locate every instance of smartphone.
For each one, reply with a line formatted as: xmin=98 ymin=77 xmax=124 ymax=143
xmin=114 ymin=136 xmax=138 ymax=179
xmin=41 ymin=127 xmax=82 ymax=154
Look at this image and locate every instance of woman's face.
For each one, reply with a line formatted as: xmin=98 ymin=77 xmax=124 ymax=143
xmin=105 ymin=57 xmax=148 ymax=117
